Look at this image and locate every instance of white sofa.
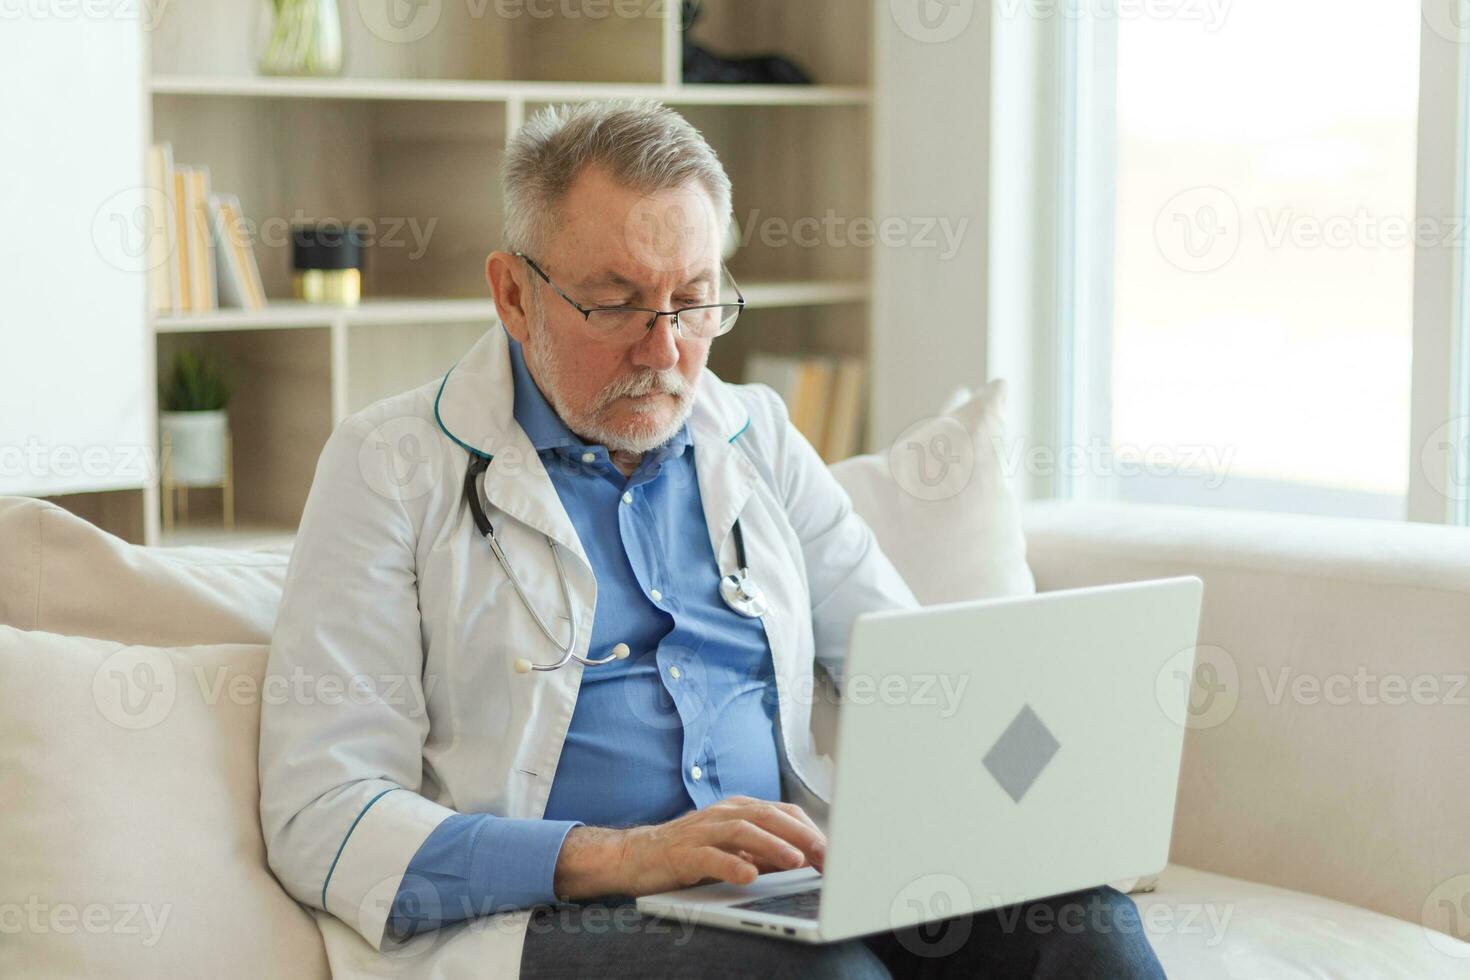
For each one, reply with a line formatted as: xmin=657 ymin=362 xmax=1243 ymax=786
xmin=1024 ymin=501 xmax=1470 ymax=977
xmin=2 ymin=493 xmax=1468 ymax=978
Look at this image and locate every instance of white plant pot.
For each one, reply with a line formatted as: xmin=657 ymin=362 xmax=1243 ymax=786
xmin=160 ymin=410 xmax=229 ymax=486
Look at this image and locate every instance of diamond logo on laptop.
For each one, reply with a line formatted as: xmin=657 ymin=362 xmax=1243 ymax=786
xmin=983 ymin=704 xmax=1060 ymax=803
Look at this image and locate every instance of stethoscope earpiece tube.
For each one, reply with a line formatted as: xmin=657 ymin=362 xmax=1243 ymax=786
xmin=466 ymin=455 xmax=638 ymax=675
xmin=463 ymin=454 xmax=494 ymax=537
xmin=464 ymin=454 xmax=767 ymax=677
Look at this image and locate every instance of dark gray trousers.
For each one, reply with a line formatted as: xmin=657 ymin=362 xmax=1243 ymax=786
xmin=519 ymin=884 xmax=1167 ymax=979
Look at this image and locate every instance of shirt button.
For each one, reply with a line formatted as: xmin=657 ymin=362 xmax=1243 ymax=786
xmin=691 ymin=764 xmax=703 ymax=781
xmin=581 ymin=451 xmax=595 ymax=463
xmin=669 ymin=665 xmax=681 ymax=680
xmin=649 ymin=588 xmax=662 ymax=602
xmin=621 ymin=491 xmax=633 ymax=504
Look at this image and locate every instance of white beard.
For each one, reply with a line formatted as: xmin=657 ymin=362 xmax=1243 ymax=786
xmin=524 ymin=313 xmax=698 ymax=455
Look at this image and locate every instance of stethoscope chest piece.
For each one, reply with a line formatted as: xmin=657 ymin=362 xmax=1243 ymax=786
xmin=719 ymin=518 xmax=767 ymax=618
xmin=720 ymin=569 xmax=768 ymax=618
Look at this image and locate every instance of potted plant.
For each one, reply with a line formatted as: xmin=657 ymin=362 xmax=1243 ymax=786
xmin=159 ymin=348 xmax=233 ymax=486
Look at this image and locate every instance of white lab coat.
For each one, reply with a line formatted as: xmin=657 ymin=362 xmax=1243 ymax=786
xmin=258 ymin=323 xmax=917 ymax=978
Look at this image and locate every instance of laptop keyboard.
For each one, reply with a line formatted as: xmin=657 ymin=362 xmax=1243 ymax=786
xmin=730 ymin=887 xmax=822 ymax=920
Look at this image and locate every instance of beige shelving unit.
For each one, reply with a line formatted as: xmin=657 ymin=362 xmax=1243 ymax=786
xmin=141 ymin=0 xmax=874 ymax=547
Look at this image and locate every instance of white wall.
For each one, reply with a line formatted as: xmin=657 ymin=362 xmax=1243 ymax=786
xmin=870 ymin=0 xmax=993 ymax=449
xmin=0 ymin=13 xmax=150 ymax=496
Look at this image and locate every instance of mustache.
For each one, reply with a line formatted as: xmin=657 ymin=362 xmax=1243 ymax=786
xmin=594 ymin=369 xmax=690 ymax=410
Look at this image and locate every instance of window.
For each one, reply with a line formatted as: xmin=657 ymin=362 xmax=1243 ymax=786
xmin=1061 ymin=1 xmax=1436 ymax=519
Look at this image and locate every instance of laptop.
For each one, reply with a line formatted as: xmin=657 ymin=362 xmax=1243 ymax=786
xmin=636 ymin=576 xmax=1204 ymax=943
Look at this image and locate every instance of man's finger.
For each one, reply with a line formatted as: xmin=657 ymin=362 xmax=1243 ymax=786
xmin=703 ymin=819 xmax=807 ymax=871
xmin=690 ymin=845 xmax=758 ymax=886
xmin=727 ymin=804 xmax=826 ymax=864
xmin=770 ymin=801 xmax=823 ymax=837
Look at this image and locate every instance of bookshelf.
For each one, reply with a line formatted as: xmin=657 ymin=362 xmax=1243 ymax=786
xmin=78 ymin=0 xmax=878 ymax=546
xmin=149 ymin=75 xmax=872 ymax=106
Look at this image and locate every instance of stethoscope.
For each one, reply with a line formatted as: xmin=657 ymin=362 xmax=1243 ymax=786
xmin=464 ymin=454 xmax=769 ymax=675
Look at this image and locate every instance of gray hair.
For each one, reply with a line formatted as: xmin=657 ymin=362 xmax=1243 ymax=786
xmin=500 ymin=99 xmax=732 ymax=259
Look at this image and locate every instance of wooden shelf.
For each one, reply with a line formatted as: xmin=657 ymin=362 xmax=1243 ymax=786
xmin=741 ymin=279 xmax=869 ymax=308
xmin=153 ymin=298 xmax=497 ymax=333
xmin=150 ymin=75 xmax=870 ymax=107
xmin=152 ymin=282 xmax=867 ymax=334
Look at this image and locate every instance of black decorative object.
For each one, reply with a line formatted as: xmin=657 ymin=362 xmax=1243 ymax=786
xmin=291 ymin=221 xmax=369 ymax=305
xmin=681 ymin=0 xmax=813 ymax=86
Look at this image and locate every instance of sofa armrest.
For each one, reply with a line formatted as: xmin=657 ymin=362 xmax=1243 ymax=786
xmin=1023 ymin=500 xmax=1470 ymax=934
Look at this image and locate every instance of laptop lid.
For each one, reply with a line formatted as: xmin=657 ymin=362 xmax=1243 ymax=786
xmin=815 ymin=576 xmax=1204 ymax=941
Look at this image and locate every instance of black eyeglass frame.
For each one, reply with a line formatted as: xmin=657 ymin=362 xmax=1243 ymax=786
xmin=514 ymin=251 xmax=745 ymax=339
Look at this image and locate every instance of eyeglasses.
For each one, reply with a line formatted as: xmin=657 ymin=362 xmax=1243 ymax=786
xmin=515 ymin=252 xmax=745 ymax=341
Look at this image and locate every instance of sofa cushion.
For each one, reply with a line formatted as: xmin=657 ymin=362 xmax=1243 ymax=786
xmin=0 ymin=625 xmax=329 ymax=979
xmin=0 ymin=496 xmax=287 ymax=646
xmin=1137 ymin=864 xmax=1470 ymax=978
xmin=831 ymin=381 xmax=1034 ymax=605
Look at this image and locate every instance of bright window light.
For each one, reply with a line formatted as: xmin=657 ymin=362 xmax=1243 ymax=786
xmin=1110 ymin=1 xmax=1422 ymax=507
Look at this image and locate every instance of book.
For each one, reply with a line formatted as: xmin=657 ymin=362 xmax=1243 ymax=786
xmin=744 ymin=351 xmax=868 ymax=460
xmin=744 ymin=352 xmax=805 ymax=407
xmin=229 ymin=198 xmax=267 ymax=309
xmin=822 ymin=358 xmax=867 ymax=462
xmin=186 ymin=167 xmax=217 ymax=311
xmin=144 ymin=144 xmax=179 ymax=314
xmin=171 ymin=166 xmax=192 ymax=312
xmin=790 ymin=358 xmax=834 ymax=450
xmin=209 ymin=193 xmax=266 ymax=310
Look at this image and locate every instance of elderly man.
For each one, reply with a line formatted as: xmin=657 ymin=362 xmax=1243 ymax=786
xmin=258 ymin=100 xmax=1164 ymax=978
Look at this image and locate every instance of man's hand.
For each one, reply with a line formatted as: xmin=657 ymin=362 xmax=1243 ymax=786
xmin=552 ymin=796 xmax=827 ymax=901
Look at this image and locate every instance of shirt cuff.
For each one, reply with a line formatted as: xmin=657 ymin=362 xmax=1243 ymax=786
xmin=388 ymin=813 xmax=582 ymax=939
xmin=471 ymin=813 xmax=583 ymax=910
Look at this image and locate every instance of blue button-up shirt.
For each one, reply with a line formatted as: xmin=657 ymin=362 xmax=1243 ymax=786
xmin=388 ymin=338 xmax=780 ymax=937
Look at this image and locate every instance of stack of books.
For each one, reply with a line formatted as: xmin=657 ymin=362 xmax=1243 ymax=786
xmin=744 ymin=352 xmax=867 ymax=463
xmin=145 ymin=143 xmax=266 ymax=315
